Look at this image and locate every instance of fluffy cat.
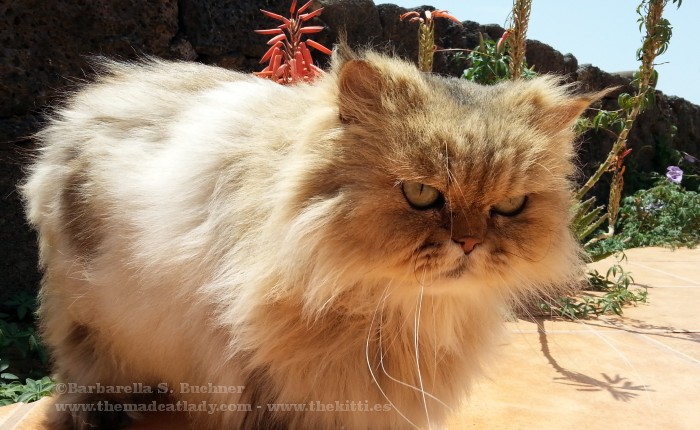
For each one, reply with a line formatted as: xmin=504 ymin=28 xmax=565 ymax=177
xmin=21 ymin=46 xmax=602 ymax=430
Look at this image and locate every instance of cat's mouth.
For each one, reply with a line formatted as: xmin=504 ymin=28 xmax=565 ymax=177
xmin=442 ymin=260 xmax=469 ymax=278
xmin=413 ymin=241 xmax=476 ymax=280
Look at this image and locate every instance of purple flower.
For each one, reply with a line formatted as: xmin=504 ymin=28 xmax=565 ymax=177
xmin=683 ymin=152 xmax=698 ymax=164
xmin=666 ymin=166 xmax=683 ymax=184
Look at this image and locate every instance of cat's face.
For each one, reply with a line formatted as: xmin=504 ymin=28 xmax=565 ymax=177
xmin=284 ymin=52 xmax=601 ymax=304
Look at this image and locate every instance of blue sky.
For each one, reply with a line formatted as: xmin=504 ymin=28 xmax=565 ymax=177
xmin=376 ymin=1 xmax=699 ymax=105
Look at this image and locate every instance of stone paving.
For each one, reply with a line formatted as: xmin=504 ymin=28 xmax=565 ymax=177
xmin=449 ymin=247 xmax=700 ymax=430
xmin=1 ymin=247 xmax=698 ymax=429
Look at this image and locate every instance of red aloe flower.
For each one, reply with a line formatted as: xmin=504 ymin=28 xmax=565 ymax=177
xmin=399 ymin=9 xmax=460 ymax=25
xmin=255 ymin=0 xmax=332 ymax=84
xmin=399 ymin=11 xmax=422 ymax=23
xmin=496 ymin=31 xmax=510 ymax=54
xmin=429 ymin=9 xmax=461 ymax=23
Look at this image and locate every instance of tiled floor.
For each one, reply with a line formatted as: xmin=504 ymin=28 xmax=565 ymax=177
xmin=449 ymin=247 xmax=700 ymax=430
xmin=1 ymin=247 xmax=698 ymax=430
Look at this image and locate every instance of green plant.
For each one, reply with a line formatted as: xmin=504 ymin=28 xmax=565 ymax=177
xmin=3 ymin=293 xmax=36 ymax=321
xmin=539 ymin=261 xmax=648 ymax=319
xmin=1 ymin=292 xmax=53 ymax=405
xmin=461 ymin=35 xmax=535 ymax=84
xmin=255 ymin=0 xmax=331 ymax=84
xmin=460 ymin=0 xmax=537 ymax=86
xmin=0 ymin=318 xmax=46 ymax=365
xmin=674 ymin=151 xmax=700 ymax=191
xmin=591 ymin=178 xmax=700 ymax=254
xmin=1 ymin=358 xmax=18 ymax=383
xmin=0 ymin=375 xmax=55 ymax=406
xmin=574 ymin=0 xmax=682 ymax=248
xmin=0 ymin=292 xmax=48 ymax=368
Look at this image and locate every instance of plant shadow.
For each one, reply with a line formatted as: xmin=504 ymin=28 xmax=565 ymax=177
xmin=585 ymin=315 xmax=700 ymax=343
xmin=536 ymin=321 xmax=652 ymax=402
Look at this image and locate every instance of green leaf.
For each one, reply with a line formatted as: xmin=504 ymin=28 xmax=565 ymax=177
xmin=578 ymin=212 xmax=609 ymax=242
xmin=1 ymin=373 xmax=19 ymax=380
xmin=16 ymin=391 xmax=36 ymax=403
xmin=24 ymin=378 xmax=37 ymax=392
xmin=617 ymin=93 xmax=633 ymax=110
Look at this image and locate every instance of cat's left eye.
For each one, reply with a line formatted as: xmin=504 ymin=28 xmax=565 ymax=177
xmin=491 ymin=195 xmax=528 ymax=217
xmin=402 ymin=182 xmax=444 ymax=210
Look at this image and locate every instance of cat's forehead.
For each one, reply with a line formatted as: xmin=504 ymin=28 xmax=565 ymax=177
xmin=396 ymin=77 xmax=567 ymax=198
xmin=425 ymin=75 xmax=507 ymax=108
xmin=402 ymin=133 xmax=538 ymax=203
xmin=420 ymin=77 xmax=536 ymax=144
xmin=427 ymin=76 xmax=483 ymax=106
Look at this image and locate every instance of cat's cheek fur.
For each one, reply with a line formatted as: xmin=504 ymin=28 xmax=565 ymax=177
xmin=489 ymin=192 xmax=583 ymax=296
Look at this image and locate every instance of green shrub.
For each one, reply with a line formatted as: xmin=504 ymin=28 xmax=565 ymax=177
xmin=539 ymin=261 xmax=648 ymax=319
xmin=591 ymin=178 xmax=700 ymax=256
xmin=0 ymin=292 xmax=53 ymax=405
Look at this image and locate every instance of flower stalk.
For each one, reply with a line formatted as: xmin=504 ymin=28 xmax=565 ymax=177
xmin=506 ymin=0 xmax=532 ymax=80
xmin=400 ymin=10 xmax=460 ymax=73
xmin=575 ymin=0 xmax=678 ymax=238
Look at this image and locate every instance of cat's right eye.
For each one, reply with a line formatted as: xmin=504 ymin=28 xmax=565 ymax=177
xmin=491 ymin=195 xmax=528 ymax=217
xmin=402 ymin=182 xmax=444 ymax=210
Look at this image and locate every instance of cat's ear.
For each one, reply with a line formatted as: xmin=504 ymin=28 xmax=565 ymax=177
xmin=336 ymin=59 xmax=385 ymax=123
xmin=540 ymin=96 xmax=593 ymax=132
xmin=540 ymin=91 xmax=610 ymax=134
xmin=516 ymin=79 xmax=613 ymax=135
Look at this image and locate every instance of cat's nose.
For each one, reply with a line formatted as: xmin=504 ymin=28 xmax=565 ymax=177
xmin=453 ymin=236 xmax=482 ymax=254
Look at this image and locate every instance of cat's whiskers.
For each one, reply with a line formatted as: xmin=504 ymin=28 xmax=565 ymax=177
xmin=412 ymin=245 xmax=439 ymax=287
xmin=366 ymin=285 xmax=421 ymax=430
xmin=414 ymin=284 xmax=432 ymax=428
xmin=376 ymin=287 xmax=452 ymax=414
xmin=444 ymin=151 xmax=460 ymax=241
xmin=379 ymin=260 xmax=452 ymax=414
xmin=370 ymin=262 xmax=442 ymax=417
xmin=381 ymin=258 xmax=423 ymax=355
xmin=529 ymin=159 xmax=557 ymax=181
xmin=429 ymin=292 xmax=438 ymax=382
xmin=446 ymin=168 xmax=469 ymax=211
xmin=416 ymin=241 xmax=469 ymax=283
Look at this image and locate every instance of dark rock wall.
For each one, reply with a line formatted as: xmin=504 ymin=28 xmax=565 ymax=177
xmin=1 ymin=0 xmax=698 ymax=298
xmin=2 ymin=1 xmax=178 ymax=128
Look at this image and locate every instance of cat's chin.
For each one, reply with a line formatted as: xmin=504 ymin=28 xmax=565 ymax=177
xmin=385 ymin=263 xmax=496 ymax=297
xmin=415 ymin=274 xmax=495 ymax=296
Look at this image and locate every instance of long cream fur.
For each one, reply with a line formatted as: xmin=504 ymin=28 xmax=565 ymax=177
xmin=21 ymin=48 xmax=601 ymax=429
